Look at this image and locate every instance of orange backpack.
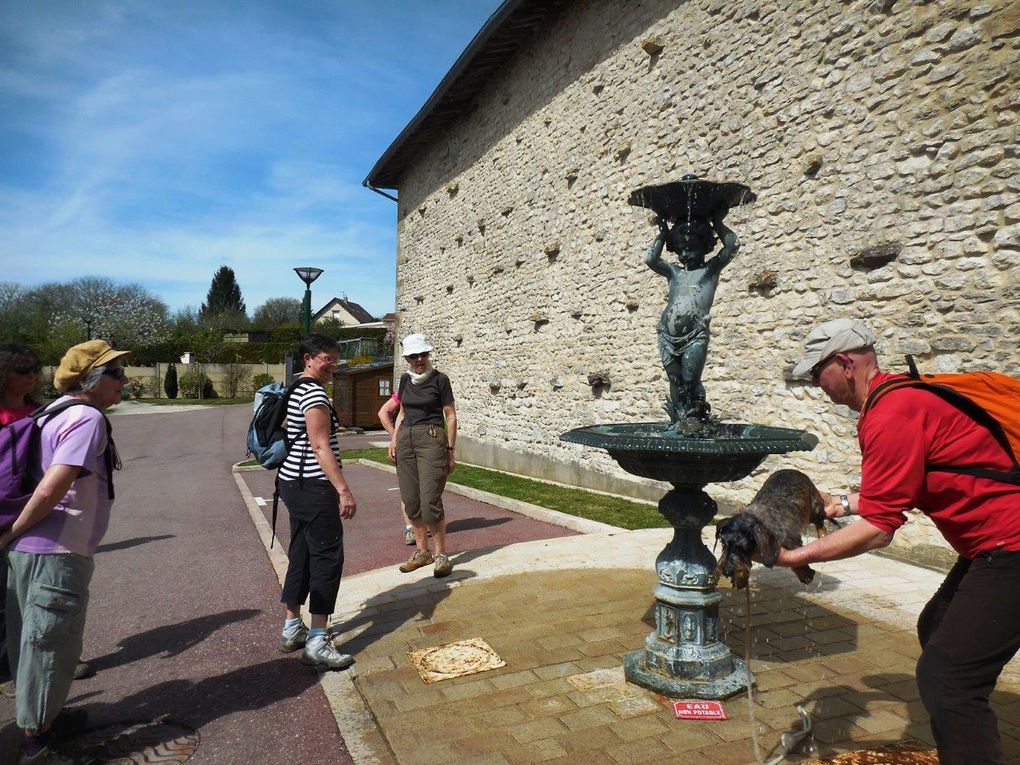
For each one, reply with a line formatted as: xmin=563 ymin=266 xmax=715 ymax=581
xmin=862 ymin=357 xmax=1020 ymax=486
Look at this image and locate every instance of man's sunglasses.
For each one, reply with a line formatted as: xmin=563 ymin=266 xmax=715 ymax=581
xmin=102 ymin=367 xmax=127 ymax=381
xmin=404 ymin=352 xmax=429 ymax=361
xmin=13 ymin=364 xmax=42 ymax=375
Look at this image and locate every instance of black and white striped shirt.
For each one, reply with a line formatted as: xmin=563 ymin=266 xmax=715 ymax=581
xmin=278 ymin=379 xmax=341 ymax=482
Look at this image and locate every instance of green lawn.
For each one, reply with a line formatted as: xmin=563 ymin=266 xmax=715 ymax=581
xmin=344 ymin=447 xmax=668 ymax=530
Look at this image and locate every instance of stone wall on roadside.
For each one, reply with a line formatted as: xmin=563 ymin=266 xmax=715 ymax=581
xmin=389 ymin=0 xmax=1019 ymax=561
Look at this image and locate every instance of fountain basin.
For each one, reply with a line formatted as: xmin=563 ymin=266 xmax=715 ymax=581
xmin=560 ymin=422 xmax=818 ymax=485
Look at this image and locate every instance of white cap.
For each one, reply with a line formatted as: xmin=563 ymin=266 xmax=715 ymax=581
xmin=401 ymin=333 xmax=433 ymax=356
xmin=791 ymin=319 xmax=877 ymax=378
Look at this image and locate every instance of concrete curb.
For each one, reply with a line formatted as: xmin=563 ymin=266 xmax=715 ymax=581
xmin=353 ymin=458 xmax=626 ymax=535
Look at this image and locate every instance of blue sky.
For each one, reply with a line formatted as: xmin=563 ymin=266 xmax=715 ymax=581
xmin=0 ymin=0 xmax=502 ymax=318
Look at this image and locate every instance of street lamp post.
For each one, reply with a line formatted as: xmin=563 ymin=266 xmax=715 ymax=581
xmin=294 ymin=267 xmax=324 ymax=336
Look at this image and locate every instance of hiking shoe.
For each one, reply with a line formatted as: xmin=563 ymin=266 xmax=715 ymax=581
xmin=404 ymin=526 xmax=416 ymax=545
xmin=0 ymin=679 xmax=15 ymax=698
xmin=72 ymin=660 xmax=94 ymax=680
xmin=433 ymin=553 xmax=452 ymax=578
xmin=399 ymin=549 xmax=434 ymax=573
xmin=19 ymin=732 xmax=73 ymax=765
xmin=280 ymin=620 xmax=309 ymax=653
xmin=301 ymin=636 xmax=354 ymax=670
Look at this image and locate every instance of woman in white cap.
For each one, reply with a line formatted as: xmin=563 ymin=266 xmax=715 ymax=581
xmin=388 ymin=333 xmax=457 ymax=577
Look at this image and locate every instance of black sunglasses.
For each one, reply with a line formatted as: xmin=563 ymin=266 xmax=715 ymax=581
xmin=404 ymin=352 xmax=429 ymax=361
xmin=12 ymin=364 xmax=42 ymax=375
xmin=102 ymin=367 xmax=127 ymax=381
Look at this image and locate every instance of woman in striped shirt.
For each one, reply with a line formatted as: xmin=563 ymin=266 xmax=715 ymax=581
xmin=277 ymin=334 xmax=358 ymax=670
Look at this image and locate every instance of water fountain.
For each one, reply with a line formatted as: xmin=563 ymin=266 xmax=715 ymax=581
xmin=561 ymin=175 xmax=817 ymax=698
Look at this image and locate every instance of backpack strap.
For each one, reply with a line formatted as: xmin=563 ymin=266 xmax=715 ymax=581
xmin=32 ymin=399 xmax=118 ymax=500
xmin=270 ymin=475 xmax=280 ymax=549
xmin=864 ymin=365 xmax=1020 ymax=486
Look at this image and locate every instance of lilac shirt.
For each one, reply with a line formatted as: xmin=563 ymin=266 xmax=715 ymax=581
xmin=11 ymin=396 xmax=113 ymax=557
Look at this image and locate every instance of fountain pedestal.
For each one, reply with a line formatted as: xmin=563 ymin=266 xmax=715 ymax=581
xmin=560 ymin=422 xmax=817 ymax=699
xmin=624 ymin=486 xmax=749 ymax=698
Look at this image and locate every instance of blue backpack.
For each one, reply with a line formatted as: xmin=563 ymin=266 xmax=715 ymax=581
xmin=245 ymin=379 xmax=316 ymax=547
xmin=0 ymin=400 xmax=116 ymax=531
xmin=246 ymin=380 xmax=311 ymax=469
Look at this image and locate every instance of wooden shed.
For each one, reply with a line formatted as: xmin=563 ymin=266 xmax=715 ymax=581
xmin=332 ymin=360 xmax=395 ymax=429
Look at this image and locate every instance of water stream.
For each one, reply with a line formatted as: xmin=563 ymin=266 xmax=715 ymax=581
xmin=745 ymin=587 xmax=764 ymax=764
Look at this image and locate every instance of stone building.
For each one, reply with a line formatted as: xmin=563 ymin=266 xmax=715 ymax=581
xmin=365 ymin=0 xmax=1019 ymax=560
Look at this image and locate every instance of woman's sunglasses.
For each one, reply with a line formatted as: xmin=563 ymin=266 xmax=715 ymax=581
xmin=12 ymin=364 xmax=42 ymax=375
xmin=102 ymin=367 xmax=127 ymax=381
xmin=404 ymin=352 xmax=429 ymax=361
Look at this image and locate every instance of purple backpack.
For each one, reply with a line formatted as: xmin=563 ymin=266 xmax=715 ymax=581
xmin=0 ymin=400 xmax=115 ymax=531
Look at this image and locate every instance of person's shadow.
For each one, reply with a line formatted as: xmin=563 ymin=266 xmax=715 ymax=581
xmin=330 ymin=546 xmax=502 ymax=655
xmin=445 ymin=516 xmax=511 ymax=533
xmin=769 ymin=672 xmax=1020 ymax=762
xmin=96 ymin=535 xmax=174 ymax=554
xmin=86 ymin=609 xmax=260 ymax=673
xmin=46 ymin=657 xmax=323 ymax=761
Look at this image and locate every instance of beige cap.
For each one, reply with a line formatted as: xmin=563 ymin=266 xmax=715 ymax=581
xmin=791 ymin=319 xmax=877 ymax=378
xmin=54 ymin=340 xmax=130 ymax=392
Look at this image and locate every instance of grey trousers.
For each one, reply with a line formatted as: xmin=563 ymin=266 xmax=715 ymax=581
xmin=395 ymin=423 xmax=449 ymax=526
xmin=6 ymin=550 xmax=94 ymax=732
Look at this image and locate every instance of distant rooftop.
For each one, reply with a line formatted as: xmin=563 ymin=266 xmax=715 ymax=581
xmin=314 ymin=296 xmax=376 ymax=324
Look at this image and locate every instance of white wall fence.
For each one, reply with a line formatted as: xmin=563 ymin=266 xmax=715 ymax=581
xmin=41 ymin=362 xmax=289 ymax=399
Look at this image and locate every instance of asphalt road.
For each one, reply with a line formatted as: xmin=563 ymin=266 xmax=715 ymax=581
xmin=0 ymin=404 xmax=576 ymax=764
xmin=1 ymin=404 xmax=350 ymax=764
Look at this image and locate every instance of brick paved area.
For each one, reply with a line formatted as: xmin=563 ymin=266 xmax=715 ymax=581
xmin=236 ymin=462 xmax=1020 ymax=765
xmin=321 ymin=530 xmax=1020 ymax=765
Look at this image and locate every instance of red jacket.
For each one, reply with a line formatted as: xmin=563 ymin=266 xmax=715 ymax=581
xmin=857 ymin=372 xmax=1020 ymax=558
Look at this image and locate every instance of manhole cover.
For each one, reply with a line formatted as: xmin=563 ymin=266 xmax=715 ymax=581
xmin=58 ymin=720 xmax=199 ymax=764
xmin=807 ymin=742 xmax=938 ymax=764
xmin=409 ymin=637 xmax=505 ymax=683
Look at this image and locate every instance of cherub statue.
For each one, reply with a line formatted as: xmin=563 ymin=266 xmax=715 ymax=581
xmin=644 ymin=205 xmax=739 ymax=431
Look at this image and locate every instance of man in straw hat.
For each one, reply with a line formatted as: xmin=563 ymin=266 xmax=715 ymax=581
xmin=776 ymin=318 xmax=1020 ymax=765
xmin=1 ymin=339 xmax=129 ymax=764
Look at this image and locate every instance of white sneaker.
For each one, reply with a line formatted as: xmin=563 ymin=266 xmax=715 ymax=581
xmin=301 ymin=635 xmax=354 ymax=670
xmin=280 ymin=620 xmax=309 ymax=653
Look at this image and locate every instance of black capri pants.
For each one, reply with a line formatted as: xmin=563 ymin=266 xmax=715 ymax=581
xmin=278 ymin=479 xmax=344 ymax=616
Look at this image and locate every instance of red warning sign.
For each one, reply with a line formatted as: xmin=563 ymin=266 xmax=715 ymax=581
xmin=673 ymin=700 xmax=728 ymax=720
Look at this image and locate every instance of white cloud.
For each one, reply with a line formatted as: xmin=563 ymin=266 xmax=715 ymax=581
xmin=0 ymin=0 xmax=500 ymax=319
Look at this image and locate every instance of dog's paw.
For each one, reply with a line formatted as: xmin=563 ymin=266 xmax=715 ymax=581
xmin=793 ymin=565 xmax=815 ymax=585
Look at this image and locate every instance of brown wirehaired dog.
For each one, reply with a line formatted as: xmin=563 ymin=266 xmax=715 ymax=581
xmin=715 ymin=469 xmax=828 ymax=589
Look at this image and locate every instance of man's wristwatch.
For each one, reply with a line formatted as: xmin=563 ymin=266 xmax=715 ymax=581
xmin=838 ymin=494 xmax=854 ymax=516
xmin=446 ymin=447 xmax=455 ymax=452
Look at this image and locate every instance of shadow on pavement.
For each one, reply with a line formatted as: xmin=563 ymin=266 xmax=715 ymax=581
xmin=333 ymin=545 xmax=514 ymax=655
xmin=445 ymin=516 xmax=511 ymax=533
xmin=52 ymin=658 xmax=322 ymax=756
xmin=87 ymin=609 xmax=261 ymax=672
xmin=96 ymin=535 xmax=175 ymax=554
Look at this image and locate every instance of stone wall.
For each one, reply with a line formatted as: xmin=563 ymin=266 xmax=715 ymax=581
xmin=390 ymin=0 xmax=1020 ymax=553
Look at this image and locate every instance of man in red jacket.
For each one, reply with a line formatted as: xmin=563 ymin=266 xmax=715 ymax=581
xmin=781 ymin=318 xmax=1020 ymax=765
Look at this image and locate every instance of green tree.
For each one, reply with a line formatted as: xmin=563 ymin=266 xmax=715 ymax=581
xmin=1 ymin=278 xmax=168 ymax=361
xmin=199 ymin=266 xmax=247 ymax=329
xmin=252 ymin=297 xmax=301 ymax=328
xmin=164 ymin=362 xmax=179 ymax=399
xmin=50 ymin=277 xmax=170 ymax=348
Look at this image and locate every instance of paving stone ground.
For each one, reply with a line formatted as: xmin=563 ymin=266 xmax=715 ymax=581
xmin=316 ymin=527 xmax=1020 ymax=765
xmin=234 ymin=451 xmax=1020 ymax=765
